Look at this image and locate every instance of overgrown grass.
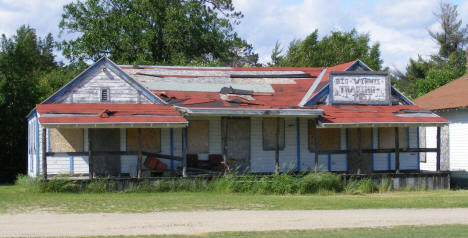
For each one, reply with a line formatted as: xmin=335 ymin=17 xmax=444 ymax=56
xmin=15 ymin=172 xmax=428 ymax=195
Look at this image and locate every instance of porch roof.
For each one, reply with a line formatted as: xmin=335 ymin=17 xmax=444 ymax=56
xmin=317 ymin=105 xmax=448 ymax=128
xmin=36 ymin=104 xmax=187 ymax=128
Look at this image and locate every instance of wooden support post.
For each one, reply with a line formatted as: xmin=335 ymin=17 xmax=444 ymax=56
xmin=436 ymin=126 xmax=441 ymax=172
xmin=41 ymin=128 xmax=47 ymax=180
xmin=221 ymin=117 xmax=228 ymax=173
xmin=274 ymin=118 xmax=280 ymax=173
xmin=88 ymin=131 xmax=93 ymax=179
xmin=357 ymin=128 xmax=362 ymax=175
xmin=182 ymin=127 xmax=188 ymax=177
xmin=314 ymin=119 xmax=319 ymax=173
xmin=137 ymin=128 xmax=142 ymax=179
xmin=395 ymin=127 xmax=400 ymax=173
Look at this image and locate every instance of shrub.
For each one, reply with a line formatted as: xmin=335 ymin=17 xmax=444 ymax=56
xmin=39 ymin=178 xmax=79 ymax=193
xmin=298 ymin=172 xmax=342 ymax=194
xmin=86 ymin=179 xmax=116 ymax=193
xmin=344 ymin=178 xmax=378 ymax=194
xmin=15 ymin=174 xmax=41 ymax=192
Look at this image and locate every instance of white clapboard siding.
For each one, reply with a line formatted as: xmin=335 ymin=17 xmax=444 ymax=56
xmin=55 ymin=65 xmax=152 ymax=104
xmin=448 ymin=123 xmax=468 ymax=170
xmin=45 ymin=156 xmax=89 ymax=175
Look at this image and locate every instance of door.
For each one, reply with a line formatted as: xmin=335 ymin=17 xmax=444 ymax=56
xmin=90 ymin=128 xmax=121 ymax=176
xmin=226 ymin=118 xmax=250 ymax=172
xmin=347 ymin=128 xmax=372 ymax=174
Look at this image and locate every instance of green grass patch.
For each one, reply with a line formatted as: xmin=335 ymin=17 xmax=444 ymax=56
xmin=2 ymin=184 xmax=468 ymax=213
xmin=66 ymin=225 xmax=468 ymax=238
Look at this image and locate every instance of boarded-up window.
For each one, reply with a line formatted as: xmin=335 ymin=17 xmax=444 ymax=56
xmin=263 ymin=118 xmax=285 ymax=150
xmin=127 ymin=128 xmax=161 ymax=153
xmin=309 ymin=120 xmax=340 ymax=151
xmin=50 ymin=128 xmax=84 ymax=152
xmin=187 ymin=120 xmax=209 ymax=153
xmin=378 ymin=127 xmax=408 ymax=149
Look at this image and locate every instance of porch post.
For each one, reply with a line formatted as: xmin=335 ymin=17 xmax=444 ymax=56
xmin=314 ymin=119 xmax=319 ymax=173
xmin=357 ymin=128 xmax=362 ymax=175
xmin=137 ymin=128 xmax=142 ymax=179
xmin=41 ymin=128 xmax=47 ymax=180
xmin=221 ymin=117 xmax=228 ymax=173
xmin=182 ymin=127 xmax=188 ymax=177
xmin=394 ymin=127 xmax=400 ymax=173
xmin=275 ymin=117 xmax=280 ymax=174
xmin=436 ymin=126 xmax=441 ymax=172
xmin=88 ymin=131 xmax=93 ymax=179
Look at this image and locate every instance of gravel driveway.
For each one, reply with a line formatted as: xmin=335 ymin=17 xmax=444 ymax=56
xmin=2 ymin=208 xmax=468 ymax=237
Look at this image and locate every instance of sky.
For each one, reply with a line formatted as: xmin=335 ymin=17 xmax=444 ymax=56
xmin=0 ymin=0 xmax=467 ymax=71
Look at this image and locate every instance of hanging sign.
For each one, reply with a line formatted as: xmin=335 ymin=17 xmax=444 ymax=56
xmin=329 ymin=71 xmax=391 ymax=105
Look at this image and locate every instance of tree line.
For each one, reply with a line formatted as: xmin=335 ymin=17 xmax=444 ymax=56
xmin=0 ymin=0 xmax=465 ymax=182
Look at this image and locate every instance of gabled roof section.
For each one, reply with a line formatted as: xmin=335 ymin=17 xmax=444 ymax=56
xmin=120 ymin=65 xmax=324 ymax=108
xmin=304 ymin=60 xmax=415 ymax=106
xmin=42 ymin=57 xmax=165 ymax=104
xmin=414 ymin=73 xmax=468 ymax=110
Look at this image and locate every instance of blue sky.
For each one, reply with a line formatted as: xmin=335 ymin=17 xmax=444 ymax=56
xmin=0 ymin=0 xmax=467 ymax=70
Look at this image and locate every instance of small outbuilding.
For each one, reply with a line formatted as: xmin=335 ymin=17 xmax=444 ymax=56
xmin=27 ymin=57 xmax=447 ymax=180
xmin=415 ymin=52 xmax=468 ymax=172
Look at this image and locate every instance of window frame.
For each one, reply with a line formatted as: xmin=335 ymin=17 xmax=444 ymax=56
xmin=308 ymin=120 xmax=341 ymax=152
xmin=262 ymin=117 xmax=286 ymax=151
xmin=100 ymin=88 xmax=110 ymax=102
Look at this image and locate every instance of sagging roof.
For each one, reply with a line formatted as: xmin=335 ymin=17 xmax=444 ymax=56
xmin=414 ymin=73 xmax=468 ymax=111
xmin=318 ymin=105 xmax=448 ymax=128
xmin=36 ymin=104 xmax=187 ymax=128
xmin=119 ymin=65 xmax=326 ymax=108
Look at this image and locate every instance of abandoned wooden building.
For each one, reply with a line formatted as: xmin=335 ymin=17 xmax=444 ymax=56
xmin=27 ymin=57 xmax=448 ymax=180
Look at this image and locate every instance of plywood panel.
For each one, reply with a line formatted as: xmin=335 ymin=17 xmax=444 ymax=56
xmin=379 ymin=128 xmax=408 ymax=149
xmin=187 ymin=120 xmax=209 ymax=154
xmin=309 ymin=120 xmax=340 ymax=150
xmin=50 ymin=128 xmax=84 ymax=152
xmin=263 ymin=118 xmax=285 ymax=150
xmin=227 ymin=118 xmax=250 ymax=171
xmin=127 ymin=128 xmax=161 ymax=153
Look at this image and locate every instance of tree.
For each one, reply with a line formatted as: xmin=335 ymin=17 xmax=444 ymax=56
xmin=395 ymin=2 xmax=467 ymax=98
xmin=0 ymin=26 xmax=57 ymax=182
xmin=59 ymin=0 xmax=258 ymax=66
xmin=429 ymin=2 xmax=468 ymax=60
xmin=270 ymin=29 xmax=383 ymax=70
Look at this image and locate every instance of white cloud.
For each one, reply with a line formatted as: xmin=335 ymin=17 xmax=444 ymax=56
xmin=233 ymin=0 xmax=446 ymax=71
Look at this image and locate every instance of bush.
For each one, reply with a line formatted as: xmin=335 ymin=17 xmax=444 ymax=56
xmin=86 ymin=179 xmax=116 ymax=193
xmin=298 ymin=172 xmax=342 ymax=194
xmin=344 ymin=178 xmax=378 ymax=194
xmin=39 ymin=178 xmax=79 ymax=193
xmin=15 ymin=174 xmax=41 ymax=192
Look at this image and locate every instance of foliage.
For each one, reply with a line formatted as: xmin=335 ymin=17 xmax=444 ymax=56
xmin=270 ymin=29 xmax=382 ymax=70
xmin=394 ymin=3 xmax=468 ymax=98
xmin=59 ymin=0 xmax=258 ymax=66
xmin=14 ymin=174 xmax=41 ymax=192
xmin=0 ymin=26 xmax=56 ymax=182
xmin=344 ymin=178 xmax=378 ymax=194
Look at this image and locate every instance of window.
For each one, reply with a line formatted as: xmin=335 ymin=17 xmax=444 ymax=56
xmin=187 ymin=120 xmax=209 ymax=154
xmin=127 ymin=128 xmax=161 ymax=153
xmin=263 ymin=118 xmax=285 ymax=150
xmin=50 ymin=128 xmax=84 ymax=152
xmin=378 ymin=127 xmax=408 ymax=149
xmin=309 ymin=120 xmax=340 ymax=151
xmin=100 ymin=88 xmax=109 ymax=102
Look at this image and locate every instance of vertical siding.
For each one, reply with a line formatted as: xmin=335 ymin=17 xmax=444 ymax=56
xmin=448 ymin=123 xmax=468 ymax=170
xmin=250 ymin=117 xmax=298 ymax=172
xmin=421 ymin=127 xmax=437 ymax=171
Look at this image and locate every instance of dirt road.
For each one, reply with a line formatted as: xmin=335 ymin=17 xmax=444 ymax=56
xmin=1 ymin=209 xmax=468 ymax=237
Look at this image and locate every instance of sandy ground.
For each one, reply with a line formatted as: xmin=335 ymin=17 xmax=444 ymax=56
xmin=1 ymin=209 xmax=468 ymax=237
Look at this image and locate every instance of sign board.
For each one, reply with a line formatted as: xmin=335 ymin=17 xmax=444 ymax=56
xmin=329 ymin=71 xmax=391 ymax=105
